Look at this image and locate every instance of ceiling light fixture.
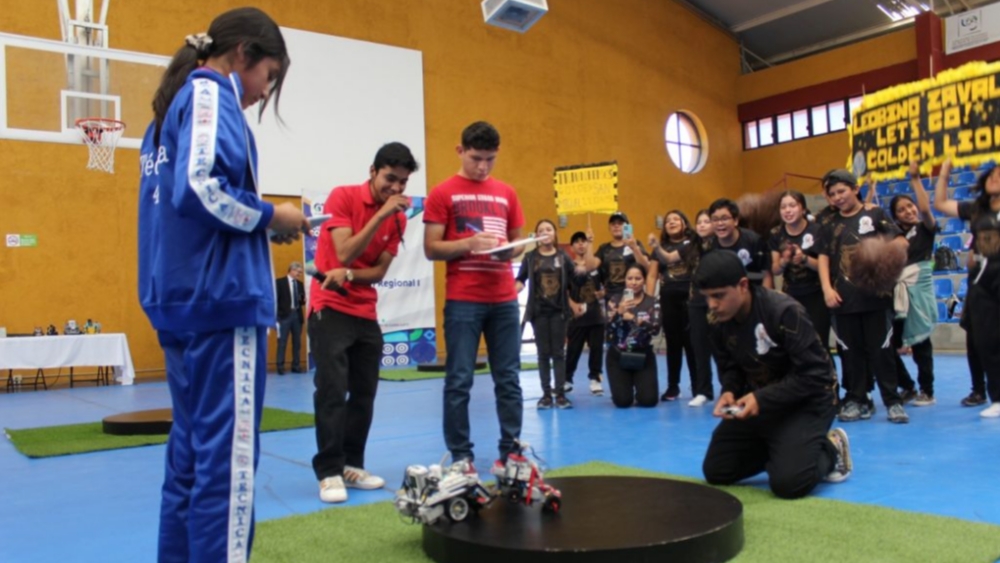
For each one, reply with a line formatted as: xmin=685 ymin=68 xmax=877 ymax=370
xmin=876 ymin=0 xmax=931 ymax=22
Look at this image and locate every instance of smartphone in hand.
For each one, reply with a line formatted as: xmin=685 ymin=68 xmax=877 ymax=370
xmin=623 ymin=223 xmax=633 ymax=239
xmin=623 ymin=289 xmax=635 ymax=301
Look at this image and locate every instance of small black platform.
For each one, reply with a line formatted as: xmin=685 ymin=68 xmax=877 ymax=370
xmin=102 ymin=408 xmax=172 ymax=436
xmin=423 ymin=476 xmax=743 ymax=563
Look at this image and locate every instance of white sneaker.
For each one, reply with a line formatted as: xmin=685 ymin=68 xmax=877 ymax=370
xmin=688 ymin=394 xmax=709 ymax=407
xmin=589 ymin=379 xmax=603 ymax=395
xmin=319 ymin=476 xmax=347 ymax=503
xmin=344 ymin=465 xmax=385 ymax=489
xmin=980 ymin=402 xmax=1000 ymax=418
xmin=564 ymin=381 xmax=574 ymax=393
xmin=824 ymin=428 xmax=852 ymax=483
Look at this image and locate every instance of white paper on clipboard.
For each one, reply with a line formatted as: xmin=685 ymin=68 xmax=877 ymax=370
xmin=470 ymin=234 xmax=550 ymax=255
xmin=309 ymin=215 xmax=332 ymax=228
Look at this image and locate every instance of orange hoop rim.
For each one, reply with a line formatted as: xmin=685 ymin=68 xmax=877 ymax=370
xmin=75 ymin=117 xmax=126 ymax=132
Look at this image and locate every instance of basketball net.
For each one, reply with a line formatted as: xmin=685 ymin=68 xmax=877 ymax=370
xmin=75 ymin=118 xmax=125 ymax=173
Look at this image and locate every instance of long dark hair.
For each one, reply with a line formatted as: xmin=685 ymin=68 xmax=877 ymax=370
xmin=889 ymin=194 xmax=916 ymax=226
xmin=659 ymin=209 xmax=695 ymax=246
xmin=972 ymin=162 xmax=998 ymax=216
xmin=152 ymin=7 xmax=290 ymax=134
xmin=534 ymin=218 xmax=559 ymax=246
xmin=778 ymin=190 xmax=810 ymax=218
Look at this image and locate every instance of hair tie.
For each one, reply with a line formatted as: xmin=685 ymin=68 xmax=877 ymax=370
xmin=185 ymin=33 xmax=213 ymax=58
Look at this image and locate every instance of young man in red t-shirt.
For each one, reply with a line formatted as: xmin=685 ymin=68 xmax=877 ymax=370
xmin=309 ymin=142 xmax=416 ymax=503
xmin=424 ymin=121 xmax=526 ymax=467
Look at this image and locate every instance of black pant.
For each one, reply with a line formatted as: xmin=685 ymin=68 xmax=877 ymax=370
xmin=792 ymin=290 xmax=831 ymax=351
xmin=967 ymin=282 xmax=1000 ymax=403
xmin=687 ymin=302 xmax=715 ymax=399
xmin=833 ymin=309 xmax=901 ymax=407
xmin=276 ymin=311 xmax=303 ymax=371
xmin=660 ymin=290 xmax=696 ymax=394
xmin=565 ymin=322 xmax=603 ymax=383
xmin=892 ymin=319 xmax=935 ymax=396
xmin=531 ymin=312 xmax=567 ymax=396
xmin=967 ymin=328 xmax=986 ymax=396
xmin=308 ymin=308 xmax=382 ymax=480
xmin=605 ymin=348 xmax=659 ymax=407
xmin=703 ymin=400 xmax=837 ymax=499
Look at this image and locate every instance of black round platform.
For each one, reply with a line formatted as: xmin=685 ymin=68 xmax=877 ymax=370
xmin=423 ymin=476 xmax=743 ymax=563
xmin=102 ymin=408 xmax=172 ymax=436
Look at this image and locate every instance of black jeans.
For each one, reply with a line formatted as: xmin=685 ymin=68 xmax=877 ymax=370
xmin=792 ymin=290 xmax=831 ymax=351
xmin=276 ymin=311 xmax=303 ymax=371
xmin=703 ymin=400 xmax=837 ymax=499
xmin=308 ymin=308 xmax=382 ymax=480
xmin=687 ymin=302 xmax=715 ymax=399
xmin=605 ymin=347 xmax=659 ymax=408
xmin=566 ymin=322 xmax=603 ymax=383
xmin=833 ymin=309 xmax=901 ymax=407
xmin=531 ymin=311 xmax=567 ymax=396
xmin=967 ymin=328 xmax=986 ymax=396
xmin=967 ymin=282 xmax=1000 ymax=403
xmin=892 ymin=319 xmax=934 ymax=396
xmin=660 ymin=289 xmax=696 ymax=395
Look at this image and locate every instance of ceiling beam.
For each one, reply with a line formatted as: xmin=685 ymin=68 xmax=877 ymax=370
xmin=731 ymin=0 xmax=835 ymax=33
xmin=671 ymin=0 xmax=739 ymax=40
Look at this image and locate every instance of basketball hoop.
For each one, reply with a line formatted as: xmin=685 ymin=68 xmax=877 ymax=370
xmin=75 ymin=117 xmax=126 ymax=173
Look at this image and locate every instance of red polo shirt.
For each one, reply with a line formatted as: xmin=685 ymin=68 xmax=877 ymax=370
xmin=309 ymin=181 xmax=405 ymax=320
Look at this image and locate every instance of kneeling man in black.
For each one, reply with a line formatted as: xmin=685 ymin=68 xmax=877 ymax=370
xmin=696 ymin=251 xmax=851 ymax=499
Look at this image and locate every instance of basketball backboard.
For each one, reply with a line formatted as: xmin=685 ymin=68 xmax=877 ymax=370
xmin=0 ymin=32 xmax=168 ymax=150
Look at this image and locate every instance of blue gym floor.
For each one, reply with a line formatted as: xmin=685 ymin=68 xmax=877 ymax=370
xmin=1 ymin=353 xmax=998 ymax=562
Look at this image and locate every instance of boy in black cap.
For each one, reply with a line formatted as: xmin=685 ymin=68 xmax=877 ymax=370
xmin=594 ymin=211 xmax=650 ymax=300
xmin=696 ymin=251 xmax=852 ymax=499
xmin=566 ymin=231 xmax=606 ymax=395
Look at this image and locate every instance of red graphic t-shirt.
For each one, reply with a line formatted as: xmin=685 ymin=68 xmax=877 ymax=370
xmin=424 ymin=175 xmax=524 ymax=302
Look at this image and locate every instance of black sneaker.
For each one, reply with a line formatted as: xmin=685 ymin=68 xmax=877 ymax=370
xmin=961 ymin=392 xmax=987 ymax=407
xmin=661 ymin=386 xmax=680 ymax=402
xmin=555 ymin=395 xmax=573 ymax=409
xmin=537 ymin=395 xmax=553 ymax=409
xmin=858 ymin=401 xmax=875 ymax=420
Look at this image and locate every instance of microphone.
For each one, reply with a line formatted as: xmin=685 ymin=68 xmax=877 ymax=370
xmin=305 ymin=266 xmax=347 ymax=296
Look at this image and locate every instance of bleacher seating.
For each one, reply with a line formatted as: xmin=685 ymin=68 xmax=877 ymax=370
xmin=934 ymin=278 xmax=954 ymax=300
xmin=937 ymin=301 xmax=949 ymax=321
xmin=951 ymin=171 xmax=976 ymax=186
xmin=957 ymin=277 xmax=968 ymax=299
xmin=941 ymin=218 xmax=966 ymax=234
xmin=953 ymin=186 xmax=973 ymax=201
xmin=937 ymin=235 xmax=963 ymax=251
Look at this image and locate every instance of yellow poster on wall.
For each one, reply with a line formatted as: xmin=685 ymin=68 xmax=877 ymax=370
xmin=849 ymin=60 xmax=1000 ymax=180
xmin=553 ymin=161 xmax=619 ymax=215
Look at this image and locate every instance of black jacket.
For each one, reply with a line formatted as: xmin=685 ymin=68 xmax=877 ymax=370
xmin=275 ymin=276 xmax=305 ymax=321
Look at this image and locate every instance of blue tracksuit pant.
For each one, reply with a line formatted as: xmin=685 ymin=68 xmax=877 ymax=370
xmin=157 ymin=326 xmax=268 ymax=563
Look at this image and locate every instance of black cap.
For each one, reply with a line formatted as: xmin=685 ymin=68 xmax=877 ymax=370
xmin=822 ymin=169 xmax=858 ymax=190
xmin=693 ymin=251 xmax=748 ymax=290
xmin=570 ymin=231 xmax=588 ymax=244
xmin=609 ymin=211 xmax=629 ymax=224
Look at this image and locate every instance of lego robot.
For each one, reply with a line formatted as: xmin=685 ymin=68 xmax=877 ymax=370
xmin=394 ymin=460 xmax=494 ymax=525
xmin=490 ymin=440 xmax=562 ymax=513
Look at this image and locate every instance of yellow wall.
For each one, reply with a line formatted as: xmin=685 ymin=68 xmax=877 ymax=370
xmin=0 ymin=0 xmax=743 ymax=376
xmin=737 ymin=29 xmax=918 ymax=193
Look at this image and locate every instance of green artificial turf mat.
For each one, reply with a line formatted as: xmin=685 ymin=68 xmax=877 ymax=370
xmin=5 ymin=407 xmax=314 ymax=458
xmin=380 ymin=363 xmax=539 ymax=381
xmin=251 ymin=461 xmax=1000 ymax=563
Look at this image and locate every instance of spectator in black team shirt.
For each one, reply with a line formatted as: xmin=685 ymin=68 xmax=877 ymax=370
xmin=565 ymin=230 xmax=606 ymax=396
xmin=888 ymin=160 xmax=939 ymax=407
xmin=594 ymin=211 xmax=650 ymax=301
xmin=817 ymin=169 xmax=909 ymax=425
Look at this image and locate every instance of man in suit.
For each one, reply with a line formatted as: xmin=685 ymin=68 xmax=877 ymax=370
xmin=276 ymin=262 xmax=306 ymax=374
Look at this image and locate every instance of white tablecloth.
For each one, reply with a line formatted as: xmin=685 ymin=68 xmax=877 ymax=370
xmin=0 ymin=334 xmax=136 ymax=385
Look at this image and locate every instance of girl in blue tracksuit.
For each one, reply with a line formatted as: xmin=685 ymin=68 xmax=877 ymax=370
xmin=137 ymin=8 xmax=306 ymax=563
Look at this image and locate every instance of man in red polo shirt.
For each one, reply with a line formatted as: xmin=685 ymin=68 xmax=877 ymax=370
xmin=309 ymin=142 xmax=416 ymax=503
